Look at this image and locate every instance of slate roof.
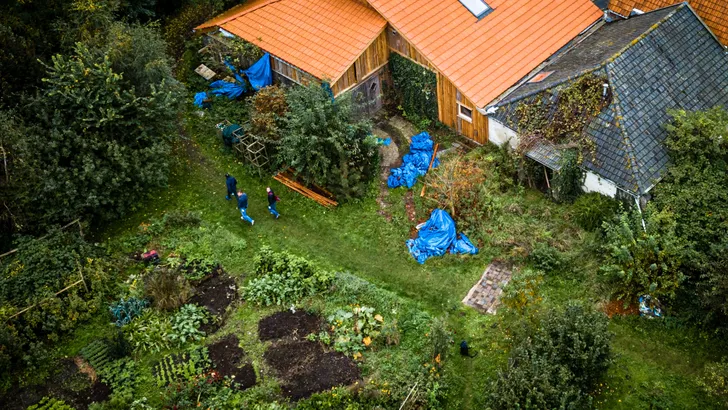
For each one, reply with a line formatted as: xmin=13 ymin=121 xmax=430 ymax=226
xmin=610 ymin=0 xmax=728 ymax=45
xmin=195 ymin=0 xmax=387 ymax=80
xmin=491 ymin=4 xmax=728 ymax=196
xmin=366 ymin=0 xmax=603 ymax=108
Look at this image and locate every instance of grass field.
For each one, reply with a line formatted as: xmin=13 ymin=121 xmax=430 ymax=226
xmin=83 ymin=103 xmax=726 ymax=409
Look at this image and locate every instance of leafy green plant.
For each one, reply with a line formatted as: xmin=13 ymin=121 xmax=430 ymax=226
xmin=80 ymin=340 xmax=115 ymax=374
xmin=528 ymin=242 xmax=563 ymax=273
xmin=145 ymin=267 xmax=192 ymax=311
xmin=244 ymin=247 xmax=333 ymax=306
xmin=109 ymin=297 xmax=149 ymax=326
xmin=324 ymin=306 xmax=384 ymax=357
xmin=27 ymin=396 xmax=74 ymax=410
xmin=169 ymin=304 xmax=210 ymax=345
xmin=500 ymin=269 xmax=544 ymax=315
xmin=153 ymin=346 xmax=211 ymax=387
xmin=601 ymin=210 xmax=687 ymax=302
xmin=161 ymin=372 xmax=244 ymax=409
xmin=551 ymin=148 xmax=583 ymax=203
xmin=572 ymin=192 xmax=621 ymax=231
xmin=99 ymin=357 xmax=140 ymax=399
xmin=123 ymin=310 xmax=173 ymax=353
xmin=427 ymin=317 xmax=452 ymax=361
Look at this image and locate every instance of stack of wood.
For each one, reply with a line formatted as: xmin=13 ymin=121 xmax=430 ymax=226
xmin=273 ymin=169 xmax=338 ymax=208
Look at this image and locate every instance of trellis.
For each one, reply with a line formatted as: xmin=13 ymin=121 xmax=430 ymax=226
xmin=217 ymin=121 xmax=270 ymax=179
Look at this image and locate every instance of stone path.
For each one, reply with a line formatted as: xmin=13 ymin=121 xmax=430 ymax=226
xmin=462 ymin=262 xmax=513 ymax=314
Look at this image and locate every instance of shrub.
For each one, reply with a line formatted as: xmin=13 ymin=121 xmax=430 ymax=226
xmin=551 ymin=149 xmax=583 ymax=203
xmin=601 ymin=210 xmax=687 ymax=302
xmin=428 ymin=317 xmax=452 ymax=361
xmin=572 ymin=192 xmax=621 ymax=231
xmin=123 ymin=310 xmax=173 ymax=353
xmin=164 ymin=1 xmax=222 ymax=59
xmin=488 ymin=304 xmax=612 ymax=409
xmin=528 ymin=242 xmax=563 ymax=273
xmin=145 ymin=267 xmax=192 ymax=311
xmin=699 ymin=359 xmax=728 ymax=401
xmin=500 ymin=269 xmax=544 ymax=315
xmin=323 ymin=306 xmax=384 ymax=357
xmin=280 ymin=83 xmax=379 ymax=200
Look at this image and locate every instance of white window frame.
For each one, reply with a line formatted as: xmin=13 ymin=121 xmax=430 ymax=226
xmin=458 ymin=102 xmax=474 ymax=123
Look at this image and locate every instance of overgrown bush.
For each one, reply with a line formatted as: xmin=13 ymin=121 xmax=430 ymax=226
xmin=572 ymin=192 xmax=621 ymax=231
xmin=529 ymin=242 xmax=563 ymax=273
xmin=280 ymin=83 xmax=379 ymax=200
xmin=500 ymin=269 xmax=544 ymax=316
xmin=551 ymin=149 xmax=583 ymax=203
xmin=600 ymin=210 xmax=687 ymax=302
xmin=488 ymin=304 xmax=613 ymax=409
xmin=248 ymin=85 xmax=288 ymax=168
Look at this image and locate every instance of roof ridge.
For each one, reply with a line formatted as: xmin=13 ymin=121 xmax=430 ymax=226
xmin=604 ymin=64 xmax=642 ymax=195
xmin=603 ymin=3 xmax=684 ymax=65
xmin=209 ymin=0 xmax=285 ymax=28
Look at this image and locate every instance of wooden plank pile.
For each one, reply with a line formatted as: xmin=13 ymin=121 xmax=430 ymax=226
xmin=273 ymin=170 xmax=338 ymax=208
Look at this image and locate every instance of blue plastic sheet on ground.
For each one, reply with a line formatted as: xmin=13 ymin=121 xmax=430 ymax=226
xmin=376 ymin=137 xmax=392 ymax=146
xmin=387 ymin=132 xmax=439 ymax=189
xmin=210 ymin=80 xmax=245 ymax=100
xmin=243 ymin=52 xmax=272 ymax=90
xmin=193 ymin=92 xmax=209 ymax=108
xmin=406 ymin=209 xmax=478 ymax=264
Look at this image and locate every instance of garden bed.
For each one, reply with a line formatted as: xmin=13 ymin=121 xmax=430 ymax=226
xmin=208 ymin=334 xmax=256 ymax=389
xmin=189 ymin=269 xmax=237 ymax=332
xmin=263 ymin=340 xmax=360 ymax=400
xmin=5 ymin=358 xmax=111 ymax=410
xmin=258 ymin=310 xmax=322 ymax=341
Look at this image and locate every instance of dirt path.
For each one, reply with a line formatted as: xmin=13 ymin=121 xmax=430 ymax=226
xmin=373 ymin=126 xmax=402 ymax=221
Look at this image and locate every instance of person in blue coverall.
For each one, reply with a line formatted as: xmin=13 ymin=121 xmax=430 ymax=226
xmin=237 ymin=191 xmax=254 ymax=226
xmin=225 ymin=173 xmax=238 ymax=200
xmin=267 ymin=187 xmax=280 ymax=219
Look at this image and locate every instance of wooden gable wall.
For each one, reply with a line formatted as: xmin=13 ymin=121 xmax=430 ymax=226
xmin=331 ymin=29 xmax=389 ymax=95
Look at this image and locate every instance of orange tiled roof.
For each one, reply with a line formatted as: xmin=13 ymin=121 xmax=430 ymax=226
xmin=367 ymin=0 xmax=603 ymax=108
xmin=196 ymin=0 xmax=387 ymax=80
xmin=609 ymin=0 xmax=728 ymax=44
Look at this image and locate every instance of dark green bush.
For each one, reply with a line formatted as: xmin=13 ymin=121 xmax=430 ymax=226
xmin=528 ymin=242 xmax=563 ymax=273
xmin=551 ymin=149 xmax=583 ymax=203
xmin=572 ymin=192 xmax=621 ymax=232
xmin=145 ymin=267 xmax=192 ymax=311
xmin=488 ymin=304 xmax=613 ymax=409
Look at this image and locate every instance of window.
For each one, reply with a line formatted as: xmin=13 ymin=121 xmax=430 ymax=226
xmin=528 ymin=71 xmax=555 ymax=83
xmin=459 ymin=0 xmax=492 ymax=19
xmin=458 ymin=103 xmax=473 ymax=123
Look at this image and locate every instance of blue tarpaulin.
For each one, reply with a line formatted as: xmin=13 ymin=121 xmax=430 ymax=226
xmin=406 ymin=209 xmax=478 ymax=264
xmin=193 ymin=92 xmax=209 ymax=108
xmin=387 ymin=132 xmax=440 ymax=189
xmin=210 ymin=80 xmax=245 ymax=100
xmin=243 ymin=53 xmax=272 ymax=90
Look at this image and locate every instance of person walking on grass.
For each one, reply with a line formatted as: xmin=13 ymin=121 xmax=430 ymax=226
xmin=237 ymin=191 xmax=255 ymax=226
xmin=225 ymin=173 xmax=238 ymax=200
xmin=267 ymin=187 xmax=280 ymax=219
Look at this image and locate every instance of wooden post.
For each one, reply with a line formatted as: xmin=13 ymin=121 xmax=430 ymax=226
xmin=420 ymin=143 xmax=440 ymax=197
xmin=544 ymin=166 xmax=551 ymax=190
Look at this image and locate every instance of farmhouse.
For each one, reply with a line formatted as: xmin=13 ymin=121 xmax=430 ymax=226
xmin=488 ymin=4 xmax=728 ymax=201
xmin=197 ymin=0 xmax=728 ymax=200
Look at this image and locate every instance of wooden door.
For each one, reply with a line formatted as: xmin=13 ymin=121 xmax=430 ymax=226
xmin=352 ymin=73 xmax=382 ymax=117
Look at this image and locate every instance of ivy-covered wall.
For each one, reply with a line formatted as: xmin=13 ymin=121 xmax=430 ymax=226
xmin=389 ymin=53 xmax=438 ymax=122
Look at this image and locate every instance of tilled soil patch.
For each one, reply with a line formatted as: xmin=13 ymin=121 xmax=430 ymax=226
xmin=258 ymin=311 xmax=322 ymax=341
xmin=208 ymin=334 xmax=256 ymax=389
xmin=264 ymin=340 xmax=360 ymax=400
xmin=189 ymin=270 xmax=237 ymax=333
xmin=2 ymin=358 xmax=111 ymax=410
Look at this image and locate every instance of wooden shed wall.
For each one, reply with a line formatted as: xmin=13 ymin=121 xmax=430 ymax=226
xmin=437 ymin=73 xmax=488 ymax=144
xmin=332 ymin=29 xmax=389 ymax=95
xmin=387 ymin=27 xmax=436 ymax=70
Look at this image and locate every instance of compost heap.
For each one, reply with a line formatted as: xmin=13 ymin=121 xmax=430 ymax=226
xmin=194 ymin=53 xmax=273 ymax=107
xmin=387 ymin=132 xmax=439 ymax=189
xmin=407 ymin=209 xmax=478 ymax=264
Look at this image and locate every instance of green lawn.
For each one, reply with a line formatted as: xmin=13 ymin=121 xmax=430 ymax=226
xmin=88 ymin=104 xmax=725 ymax=409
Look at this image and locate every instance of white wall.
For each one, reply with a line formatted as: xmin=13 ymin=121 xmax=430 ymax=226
xmin=582 ymin=171 xmax=619 ymax=198
xmin=488 ymin=117 xmax=519 ymax=149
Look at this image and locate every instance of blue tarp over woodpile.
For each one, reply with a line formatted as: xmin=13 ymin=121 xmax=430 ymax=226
xmin=387 ymin=132 xmax=440 ymax=189
xmin=193 ymin=53 xmax=273 ymax=107
xmin=406 ymin=209 xmax=478 ymax=264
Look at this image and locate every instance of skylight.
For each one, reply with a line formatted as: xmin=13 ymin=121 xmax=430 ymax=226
xmin=459 ymin=0 xmax=492 ymax=19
